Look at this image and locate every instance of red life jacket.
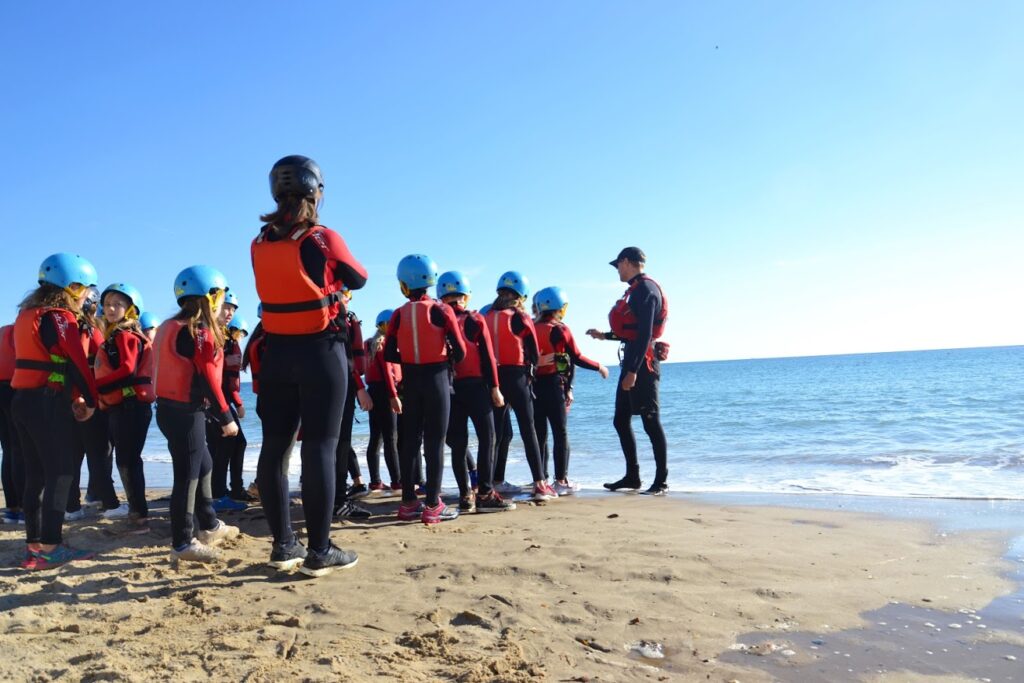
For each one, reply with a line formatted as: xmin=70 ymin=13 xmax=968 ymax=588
xmin=81 ymin=324 xmax=103 ymax=367
xmin=154 ymin=320 xmax=220 ymax=403
xmin=247 ymin=332 xmax=266 ymax=394
xmin=608 ymin=275 xmax=668 ymax=341
xmin=485 ymin=308 xmax=525 ymax=367
xmin=11 ymin=307 xmax=72 ymax=390
xmin=364 ymin=338 xmax=401 ymax=385
xmin=451 ymin=308 xmax=483 ymax=380
xmin=223 ymin=337 xmax=242 ymax=381
xmin=395 ymin=300 xmax=448 ymax=365
xmin=0 ymin=325 xmax=15 ymax=382
xmin=252 ymin=225 xmax=346 ymax=335
xmin=95 ymin=329 xmax=155 ymax=408
xmin=534 ymin=319 xmax=565 ymax=377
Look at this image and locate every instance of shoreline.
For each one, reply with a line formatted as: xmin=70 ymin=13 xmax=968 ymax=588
xmin=3 ymin=490 xmax=1023 ymax=680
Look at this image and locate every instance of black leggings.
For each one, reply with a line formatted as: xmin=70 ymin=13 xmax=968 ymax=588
xmin=366 ymin=381 xmax=399 ymax=485
xmin=157 ymin=403 xmax=218 ymax=548
xmin=492 ymin=409 xmax=514 ymax=483
xmin=12 ymin=388 xmax=76 ymax=545
xmin=613 ymin=362 xmax=668 ymax=484
xmin=493 ymin=366 xmax=544 ymax=483
xmin=334 ymin=377 xmax=359 ymax=507
xmin=398 ymin=363 xmax=450 ymax=506
xmin=533 ymin=374 xmax=570 ymax=481
xmin=0 ymin=382 xmax=24 ymax=510
xmin=109 ymin=399 xmax=151 ymax=516
xmin=67 ymin=408 xmax=118 ymax=512
xmin=257 ymin=334 xmax=347 ymax=554
xmin=447 ymin=378 xmax=495 ymax=496
xmin=211 ymin=407 xmax=247 ymax=498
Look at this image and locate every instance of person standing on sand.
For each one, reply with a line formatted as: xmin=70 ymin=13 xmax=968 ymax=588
xmin=587 ymin=247 xmax=670 ymax=496
xmin=252 ymin=155 xmax=367 ymax=577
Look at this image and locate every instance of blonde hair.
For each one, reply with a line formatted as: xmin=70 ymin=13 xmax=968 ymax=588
xmin=259 ymin=195 xmax=319 ymax=237
xmin=172 ymin=296 xmax=225 ymax=348
xmin=19 ymin=283 xmax=78 ymax=313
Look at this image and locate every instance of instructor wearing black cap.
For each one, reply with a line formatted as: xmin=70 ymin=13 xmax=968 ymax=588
xmin=587 ymin=247 xmax=669 ymax=495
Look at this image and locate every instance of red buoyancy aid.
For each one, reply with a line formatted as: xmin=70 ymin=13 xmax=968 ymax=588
xmin=608 ymin=275 xmax=668 ymax=341
xmin=485 ymin=308 xmax=525 ymax=367
xmin=11 ymin=308 xmax=72 ymax=390
xmin=395 ymin=300 xmax=448 ymax=365
xmin=364 ymin=339 xmax=402 ymax=385
xmin=0 ymin=325 xmax=15 ymax=382
xmin=154 ymin=320 xmax=213 ymax=403
xmin=252 ymin=226 xmax=345 ymax=335
xmin=95 ymin=330 xmax=155 ymax=408
xmin=247 ymin=333 xmax=266 ymax=394
xmin=223 ymin=337 xmax=242 ymax=380
xmin=534 ymin=319 xmax=564 ymax=377
xmin=451 ymin=309 xmax=484 ymax=380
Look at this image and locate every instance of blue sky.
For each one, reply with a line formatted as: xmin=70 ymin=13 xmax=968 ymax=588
xmin=1 ymin=1 xmax=1021 ymax=362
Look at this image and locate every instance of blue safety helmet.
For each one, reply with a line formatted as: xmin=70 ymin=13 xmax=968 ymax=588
xmin=101 ymin=282 xmax=145 ymax=315
xmin=229 ymin=316 xmax=249 ymax=335
xmin=496 ymin=271 xmax=529 ymax=298
xmin=534 ymin=286 xmax=568 ymax=313
xmin=396 ymin=254 xmax=439 ymax=289
xmin=436 ymin=270 xmax=471 ymax=299
xmin=139 ymin=311 xmax=161 ymax=331
xmin=256 ymin=303 xmax=263 ymax=319
xmin=375 ymin=309 xmax=394 ymax=327
xmin=478 ymin=304 xmax=492 ymax=316
xmin=38 ymin=253 xmax=98 ymax=289
xmin=173 ymin=266 xmax=229 ymax=304
xmin=224 ymin=291 xmax=239 ymax=309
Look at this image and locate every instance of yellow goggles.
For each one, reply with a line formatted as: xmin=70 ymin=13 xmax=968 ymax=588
xmin=207 ymin=289 xmax=226 ymax=312
xmin=65 ymin=282 xmax=89 ymax=298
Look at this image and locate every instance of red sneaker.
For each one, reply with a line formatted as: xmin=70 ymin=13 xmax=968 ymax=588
xmin=421 ymin=502 xmax=459 ymax=525
xmin=369 ymin=482 xmax=386 ymax=492
xmin=397 ymin=501 xmax=422 ymax=521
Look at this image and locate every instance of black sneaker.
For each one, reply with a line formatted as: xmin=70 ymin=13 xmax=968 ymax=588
xmin=334 ymin=501 xmax=371 ymax=519
xmin=476 ymin=491 xmax=516 ymax=512
xmin=458 ymin=493 xmax=476 ymax=513
xmin=268 ymin=540 xmax=307 ymax=571
xmin=603 ymin=475 xmax=642 ymax=491
xmin=347 ymin=483 xmax=369 ymax=499
xmin=229 ymin=488 xmax=257 ymax=503
xmin=299 ymin=544 xmax=358 ymax=577
xmin=641 ymin=483 xmax=668 ymax=496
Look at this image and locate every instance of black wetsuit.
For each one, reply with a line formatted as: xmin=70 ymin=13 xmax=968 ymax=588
xmin=0 ymin=381 xmax=23 ymax=511
xmin=612 ymin=274 xmax=668 ymax=485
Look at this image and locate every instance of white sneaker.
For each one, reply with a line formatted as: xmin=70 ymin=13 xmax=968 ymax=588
xmin=169 ymin=539 xmax=221 ymax=567
xmin=103 ymin=503 xmax=131 ymax=519
xmin=552 ymin=480 xmax=579 ymax=496
xmin=65 ymin=509 xmax=87 ymax=521
xmin=197 ymin=521 xmax=240 ymax=547
xmin=494 ymin=480 xmax=522 ymax=495
xmin=82 ymin=498 xmax=103 ymax=510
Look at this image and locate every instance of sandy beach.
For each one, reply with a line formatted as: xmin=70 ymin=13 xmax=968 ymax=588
xmin=0 ymin=492 xmax=1019 ymax=682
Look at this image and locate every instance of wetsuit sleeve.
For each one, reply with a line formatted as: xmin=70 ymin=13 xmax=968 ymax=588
xmin=44 ymin=311 xmax=99 ymax=407
xmin=467 ymin=314 xmax=500 ymax=387
xmin=622 ymin=279 xmax=661 ymax=373
xmin=321 ymin=228 xmax=368 ymax=291
xmin=558 ymin=325 xmax=602 ymax=372
xmin=192 ymin=328 xmax=232 ymax=424
xmin=511 ymin=311 xmax=539 ymax=366
xmin=95 ymin=331 xmax=142 ymax=393
xmin=350 ymin=317 xmax=367 ymax=376
xmin=432 ymin=303 xmax=466 ymax=364
xmin=383 ymin=309 xmax=402 ymax=363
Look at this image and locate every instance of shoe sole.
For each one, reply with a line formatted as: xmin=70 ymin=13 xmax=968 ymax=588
xmin=268 ymin=558 xmax=305 ymax=571
xmin=476 ymin=504 xmax=516 ymax=513
xmin=298 ymin=556 xmax=358 ymax=577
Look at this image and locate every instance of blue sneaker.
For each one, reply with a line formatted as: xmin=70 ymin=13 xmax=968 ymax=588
xmin=212 ymin=496 xmax=247 ymax=512
xmin=2 ymin=509 xmax=24 ymax=525
xmin=32 ymin=544 xmax=94 ymax=571
xmin=469 ymin=469 xmax=479 ymax=489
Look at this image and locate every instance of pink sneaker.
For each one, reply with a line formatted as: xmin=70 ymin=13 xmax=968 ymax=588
xmin=421 ymin=502 xmax=459 ymax=525
xmin=533 ymin=482 xmax=558 ymax=501
xmin=397 ymin=501 xmax=422 ymax=521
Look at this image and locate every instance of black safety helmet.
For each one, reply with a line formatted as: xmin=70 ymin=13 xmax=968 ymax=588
xmin=269 ymin=155 xmax=324 ymax=202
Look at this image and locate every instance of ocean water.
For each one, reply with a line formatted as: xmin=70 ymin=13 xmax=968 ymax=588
xmin=134 ymin=345 xmax=1024 ymax=500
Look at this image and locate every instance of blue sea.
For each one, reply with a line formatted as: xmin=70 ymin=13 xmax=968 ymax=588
xmin=135 ymin=345 xmax=1024 ymax=500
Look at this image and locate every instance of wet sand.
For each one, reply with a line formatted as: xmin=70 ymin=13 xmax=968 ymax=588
xmin=0 ymin=492 xmax=1020 ymax=681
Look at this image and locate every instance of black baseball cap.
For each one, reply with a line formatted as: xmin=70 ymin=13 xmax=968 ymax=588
xmin=610 ymin=246 xmax=646 ymax=267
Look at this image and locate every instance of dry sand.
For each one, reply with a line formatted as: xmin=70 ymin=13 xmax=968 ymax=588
xmin=0 ymin=492 xmax=1016 ymax=682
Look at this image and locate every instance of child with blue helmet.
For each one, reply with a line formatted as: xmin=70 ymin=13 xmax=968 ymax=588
xmin=208 ymin=293 xmax=251 ymax=513
xmin=363 ymin=309 xmax=402 ymax=492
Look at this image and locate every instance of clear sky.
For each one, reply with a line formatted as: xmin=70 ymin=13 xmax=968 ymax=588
xmin=2 ymin=1 xmax=1021 ymax=363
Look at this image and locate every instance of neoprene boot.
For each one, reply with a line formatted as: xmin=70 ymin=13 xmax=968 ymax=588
xmin=603 ymin=468 xmax=642 ymax=491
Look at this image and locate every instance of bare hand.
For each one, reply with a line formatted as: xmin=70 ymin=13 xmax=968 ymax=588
xmin=357 ymin=388 xmax=373 ymax=412
xmin=586 ymin=328 xmax=604 ymax=340
xmin=620 ymin=371 xmax=637 ymax=391
xmin=390 ymin=396 xmax=403 ymax=414
xmin=538 ymin=353 xmax=556 ymax=367
xmin=491 ymin=387 xmax=505 ymax=408
xmin=565 ymin=388 xmax=574 ymax=409
xmin=222 ymin=421 xmax=239 ymax=437
xmin=236 ymin=404 xmax=246 ymax=419
xmin=598 ymin=364 xmax=609 ymax=380
xmin=74 ymin=401 xmax=95 ymax=422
